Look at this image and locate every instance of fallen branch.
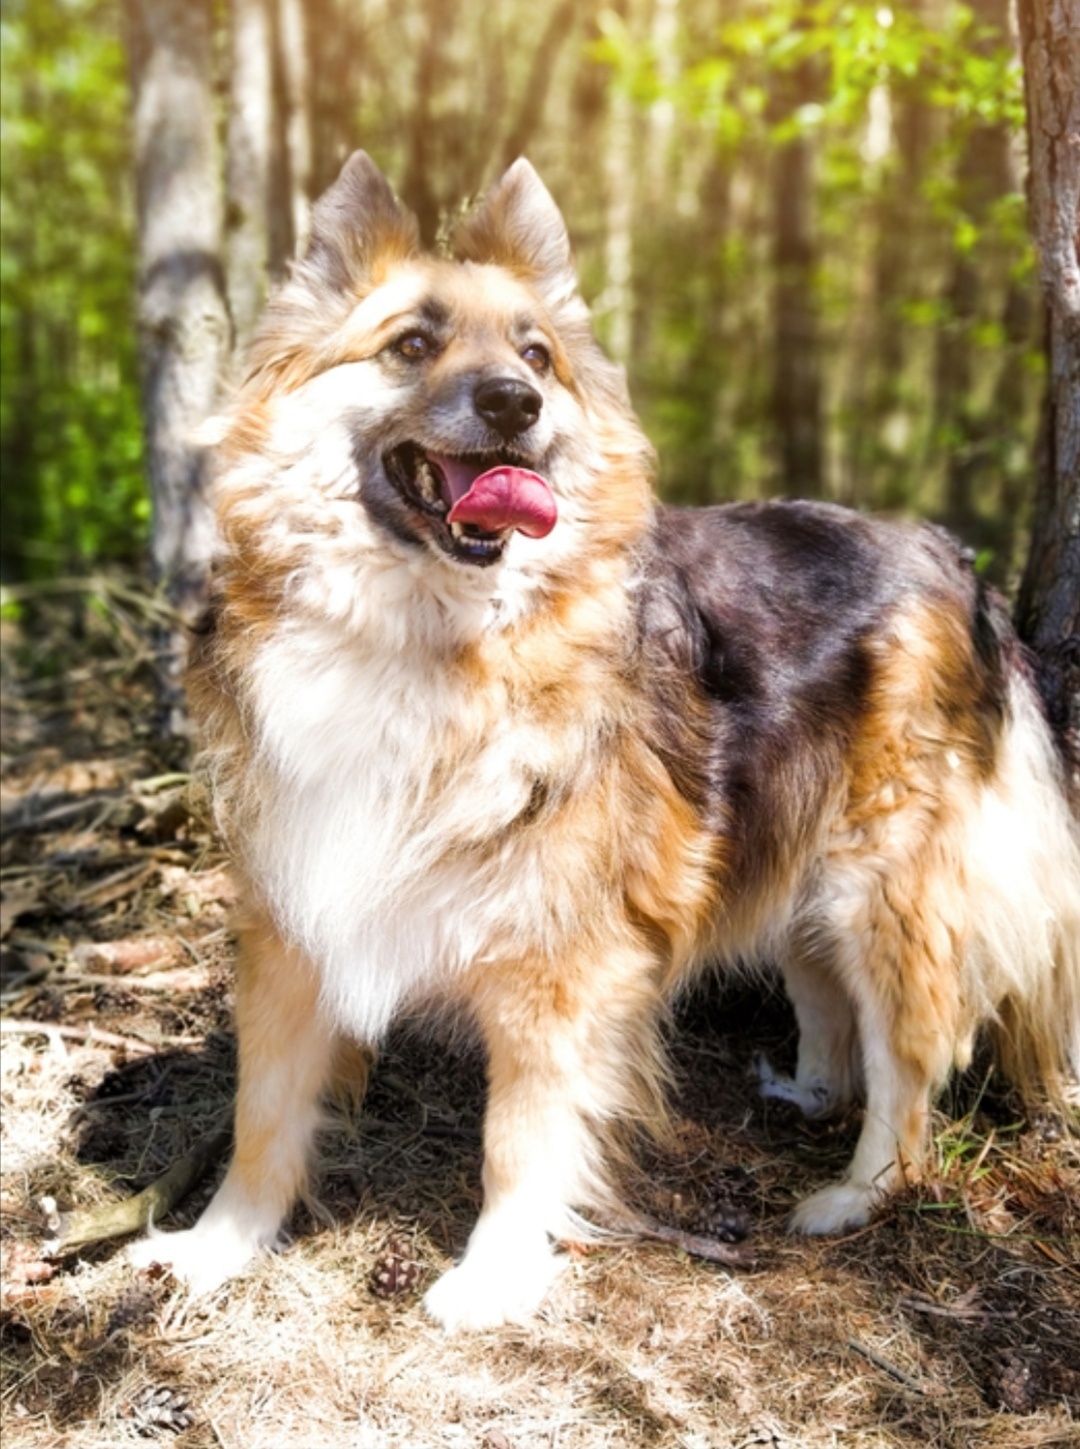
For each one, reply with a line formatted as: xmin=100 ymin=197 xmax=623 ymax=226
xmin=0 ymin=1019 xmax=200 ymax=1055
xmin=631 ymin=1216 xmax=755 ymax=1268
xmin=588 ymin=1208 xmax=754 ymax=1267
xmin=41 ymin=1128 xmax=230 ymax=1257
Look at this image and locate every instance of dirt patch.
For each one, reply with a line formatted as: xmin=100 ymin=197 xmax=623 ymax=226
xmin=2 ymin=592 xmax=1078 ymax=1448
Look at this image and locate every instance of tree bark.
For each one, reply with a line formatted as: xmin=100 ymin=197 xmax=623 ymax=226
xmin=401 ymin=0 xmax=446 ymax=246
xmin=125 ymin=0 xmax=231 ymax=729
xmin=498 ymin=0 xmax=579 ymax=172
xmin=277 ymin=0 xmax=313 ymax=255
xmin=600 ymin=0 xmax=636 ymax=367
xmin=1015 ymin=0 xmax=1080 ymax=767
xmin=226 ymin=0 xmax=275 ymax=351
xmin=308 ymin=0 xmax=358 ymax=196
xmin=770 ymin=60 xmax=825 ymax=496
xmin=936 ymin=0 xmax=1016 ymax=540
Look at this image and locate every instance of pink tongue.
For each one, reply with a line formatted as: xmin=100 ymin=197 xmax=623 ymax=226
xmin=433 ymin=456 xmax=557 ymax=540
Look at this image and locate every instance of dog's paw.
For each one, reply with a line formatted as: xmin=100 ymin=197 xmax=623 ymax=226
xmin=753 ymin=1053 xmax=835 ymax=1119
xmin=126 ymin=1224 xmax=263 ymax=1296
xmin=789 ymin=1180 xmax=880 ymax=1236
xmin=422 ymin=1241 xmax=564 ymax=1332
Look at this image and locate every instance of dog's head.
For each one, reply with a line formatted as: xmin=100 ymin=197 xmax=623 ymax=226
xmin=217 ymin=153 xmax=652 ymax=625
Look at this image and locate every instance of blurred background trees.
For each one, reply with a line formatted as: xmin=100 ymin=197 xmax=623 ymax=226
xmin=0 ymin=0 xmax=1057 ymax=609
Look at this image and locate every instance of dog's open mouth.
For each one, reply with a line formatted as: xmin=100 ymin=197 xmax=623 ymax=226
xmin=385 ymin=444 xmax=557 ymax=567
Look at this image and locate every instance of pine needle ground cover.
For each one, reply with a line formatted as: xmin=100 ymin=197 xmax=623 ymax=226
xmin=1 ymin=593 xmax=1077 ymax=1449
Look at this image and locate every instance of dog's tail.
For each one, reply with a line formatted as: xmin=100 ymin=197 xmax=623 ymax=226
xmin=963 ymin=657 xmax=1080 ymax=1105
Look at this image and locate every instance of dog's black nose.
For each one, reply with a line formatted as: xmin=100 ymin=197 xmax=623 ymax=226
xmin=474 ymin=377 xmax=543 ymax=439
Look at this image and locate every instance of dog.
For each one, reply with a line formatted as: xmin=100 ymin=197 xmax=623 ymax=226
xmin=129 ymin=153 xmax=1080 ymax=1330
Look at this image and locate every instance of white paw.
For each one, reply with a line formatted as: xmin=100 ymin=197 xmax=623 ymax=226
xmin=422 ymin=1240 xmax=564 ymax=1332
xmin=754 ymin=1053 xmax=834 ymax=1119
xmin=126 ymin=1223 xmax=264 ymax=1296
xmin=789 ymin=1180 xmax=881 ymax=1236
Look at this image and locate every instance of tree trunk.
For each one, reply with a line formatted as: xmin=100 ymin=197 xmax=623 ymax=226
xmin=600 ymin=0 xmax=636 ymax=366
xmin=498 ymin=0 xmax=579 ymax=172
xmin=277 ymin=0 xmax=313 ymax=254
xmin=402 ymin=0 xmax=446 ymax=246
xmin=842 ymin=77 xmax=929 ymax=508
xmin=225 ymin=0 xmax=274 ymax=351
xmin=124 ymin=0 xmax=231 ymax=725
xmin=770 ymin=60 xmax=825 ymax=496
xmin=1015 ymin=0 xmax=1080 ymax=767
xmin=308 ymin=0 xmax=358 ymax=196
xmin=935 ymin=0 xmax=1015 ymax=542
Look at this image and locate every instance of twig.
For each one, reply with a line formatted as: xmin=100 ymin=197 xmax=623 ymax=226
xmin=56 ymin=968 xmax=211 ymax=994
xmin=1 ymin=790 xmax=124 ymax=835
xmin=0 ymin=1019 xmax=201 ymax=1055
xmin=634 ymin=1218 xmax=754 ymax=1267
xmin=846 ymin=1337 xmax=930 ymax=1394
xmin=598 ymin=1211 xmax=754 ymax=1267
xmin=899 ymin=1294 xmax=1014 ymax=1322
xmin=40 ymin=1128 xmax=231 ymax=1256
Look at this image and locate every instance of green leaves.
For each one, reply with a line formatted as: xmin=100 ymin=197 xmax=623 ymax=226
xmin=1 ymin=0 xmax=145 ymax=573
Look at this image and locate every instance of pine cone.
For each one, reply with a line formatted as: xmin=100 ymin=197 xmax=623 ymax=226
xmin=106 ymin=1285 xmax=162 ymax=1337
xmin=994 ymin=1352 xmax=1038 ymax=1414
xmin=693 ymin=1200 xmax=752 ymax=1242
xmin=693 ymin=1166 xmax=755 ymax=1241
xmin=368 ymin=1236 xmax=423 ymax=1299
xmin=129 ymin=1384 xmax=195 ymax=1436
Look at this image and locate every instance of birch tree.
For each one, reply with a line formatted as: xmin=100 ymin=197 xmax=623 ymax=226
xmin=124 ymin=0 xmax=230 ymax=673
xmin=225 ymin=0 xmax=275 ymax=351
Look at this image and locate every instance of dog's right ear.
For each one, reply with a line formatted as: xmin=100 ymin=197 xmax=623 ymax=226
xmin=302 ymin=151 xmax=419 ymax=294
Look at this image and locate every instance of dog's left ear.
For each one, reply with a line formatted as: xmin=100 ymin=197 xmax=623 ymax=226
xmin=455 ymin=159 xmax=582 ymax=316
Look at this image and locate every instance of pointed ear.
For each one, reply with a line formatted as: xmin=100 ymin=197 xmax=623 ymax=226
xmin=302 ymin=150 xmax=419 ymax=293
xmin=455 ymin=159 xmax=581 ymax=314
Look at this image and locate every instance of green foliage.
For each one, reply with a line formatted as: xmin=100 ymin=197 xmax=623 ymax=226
xmin=592 ymin=0 xmax=1036 ymax=571
xmin=0 ymin=0 xmax=145 ymax=575
xmin=0 ymin=0 xmax=1039 ymax=586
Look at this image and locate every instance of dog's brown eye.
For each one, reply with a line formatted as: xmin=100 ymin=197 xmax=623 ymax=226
xmin=396 ymin=333 xmax=433 ymax=361
xmin=522 ymin=343 xmax=550 ymax=374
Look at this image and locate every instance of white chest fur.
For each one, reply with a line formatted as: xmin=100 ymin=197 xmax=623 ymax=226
xmin=245 ymin=619 xmax=565 ymax=1039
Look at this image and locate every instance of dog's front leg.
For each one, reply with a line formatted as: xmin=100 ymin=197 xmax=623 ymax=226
xmin=423 ymin=957 xmax=635 ymax=1332
xmin=128 ymin=912 xmax=334 ymax=1294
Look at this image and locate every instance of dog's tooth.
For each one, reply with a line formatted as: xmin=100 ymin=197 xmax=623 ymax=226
xmin=450 ymin=522 xmax=465 ymax=540
xmin=416 ymin=459 xmax=438 ymax=504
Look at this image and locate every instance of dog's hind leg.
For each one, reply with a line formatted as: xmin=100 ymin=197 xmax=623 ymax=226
xmin=128 ymin=911 xmax=334 ymax=1293
xmin=789 ymin=865 xmax=961 ymax=1235
xmin=757 ymin=943 xmax=860 ymax=1119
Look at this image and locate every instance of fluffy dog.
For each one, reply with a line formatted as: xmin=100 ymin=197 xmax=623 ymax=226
xmin=130 ymin=153 xmax=1080 ymax=1330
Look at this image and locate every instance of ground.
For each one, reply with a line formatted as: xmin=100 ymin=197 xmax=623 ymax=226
xmin=1 ymin=589 xmax=1078 ymax=1449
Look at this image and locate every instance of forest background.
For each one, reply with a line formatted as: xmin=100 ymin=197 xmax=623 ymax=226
xmin=0 ymin=0 xmax=1054 ymax=601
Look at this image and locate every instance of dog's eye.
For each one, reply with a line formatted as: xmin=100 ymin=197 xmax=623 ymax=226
xmin=396 ymin=333 xmax=434 ymax=362
xmin=521 ymin=343 xmax=550 ymax=374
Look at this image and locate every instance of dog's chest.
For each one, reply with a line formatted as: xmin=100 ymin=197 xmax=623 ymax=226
xmin=244 ymin=626 xmax=557 ymax=1033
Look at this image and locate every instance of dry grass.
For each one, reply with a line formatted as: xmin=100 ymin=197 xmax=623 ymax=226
xmin=2 ymin=594 xmax=1078 ymax=1449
